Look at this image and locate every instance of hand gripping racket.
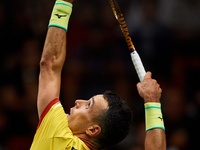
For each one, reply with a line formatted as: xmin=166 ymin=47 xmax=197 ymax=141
xmin=109 ymin=0 xmax=146 ymax=82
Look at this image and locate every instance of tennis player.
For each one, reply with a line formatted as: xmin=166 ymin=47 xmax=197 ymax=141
xmin=30 ymin=0 xmax=166 ymax=149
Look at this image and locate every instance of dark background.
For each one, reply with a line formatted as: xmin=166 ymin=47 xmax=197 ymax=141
xmin=0 ymin=0 xmax=200 ymax=149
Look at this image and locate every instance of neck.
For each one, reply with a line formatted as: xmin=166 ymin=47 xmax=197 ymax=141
xmin=75 ymin=134 xmax=100 ymax=150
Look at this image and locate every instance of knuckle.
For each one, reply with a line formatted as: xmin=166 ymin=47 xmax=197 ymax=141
xmin=152 ymin=79 xmax=157 ymax=83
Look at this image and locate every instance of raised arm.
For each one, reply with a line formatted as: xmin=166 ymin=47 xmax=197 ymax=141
xmin=37 ymin=0 xmax=73 ymax=117
xmin=137 ymin=72 xmax=166 ymax=150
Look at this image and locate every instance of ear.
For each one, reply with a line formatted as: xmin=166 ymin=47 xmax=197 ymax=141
xmin=86 ymin=125 xmax=101 ymax=137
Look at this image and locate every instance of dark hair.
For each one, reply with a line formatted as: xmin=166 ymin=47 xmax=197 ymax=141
xmin=94 ymin=91 xmax=133 ymax=148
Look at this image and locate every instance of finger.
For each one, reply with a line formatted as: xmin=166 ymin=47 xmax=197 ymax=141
xmin=152 ymin=79 xmax=157 ymax=85
xmin=144 ymin=71 xmax=152 ymax=80
xmin=136 ymin=82 xmax=142 ymax=91
xmin=159 ymin=87 xmax=162 ymax=94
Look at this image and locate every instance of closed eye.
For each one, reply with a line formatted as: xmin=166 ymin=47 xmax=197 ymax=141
xmin=85 ymin=97 xmax=94 ymax=109
xmin=86 ymin=101 xmax=91 ymax=109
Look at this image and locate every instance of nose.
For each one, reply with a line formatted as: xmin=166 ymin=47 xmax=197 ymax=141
xmin=75 ymin=100 xmax=87 ymax=108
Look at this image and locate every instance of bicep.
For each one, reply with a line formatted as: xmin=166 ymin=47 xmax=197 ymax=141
xmin=37 ymin=67 xmax=61 ymax=118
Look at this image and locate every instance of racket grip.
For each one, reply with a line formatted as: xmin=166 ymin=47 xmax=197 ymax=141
xmin=130 ymin=50 xmax=146 ymax=82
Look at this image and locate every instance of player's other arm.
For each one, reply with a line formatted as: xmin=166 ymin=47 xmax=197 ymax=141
xmin=37 ymin=27 xmax=66 ymax=118
xmin=37 ymin=0 xmax=73 ymax=118
xmin=137 ymin=72 xmax=166 ymax=150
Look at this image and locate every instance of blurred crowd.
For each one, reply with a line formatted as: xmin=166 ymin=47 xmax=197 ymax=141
xmin=0 ymin=0 xmax=200 ymax=149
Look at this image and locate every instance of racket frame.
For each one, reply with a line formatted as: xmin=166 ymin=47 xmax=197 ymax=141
xmin=109 ymin=0 xmax=146 ymax=82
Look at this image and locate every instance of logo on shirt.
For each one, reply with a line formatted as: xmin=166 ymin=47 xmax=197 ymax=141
xmin=158 ymin=117 xmax=163 ymax=121
xmin=54 ymin=14 xmax=67 ymax=19
xmin=71 ymin=147 xmax=77 ymax=150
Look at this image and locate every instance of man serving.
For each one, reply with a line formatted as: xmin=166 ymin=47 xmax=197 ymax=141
xmin=30 ymin=0 xmax=166 ymax=149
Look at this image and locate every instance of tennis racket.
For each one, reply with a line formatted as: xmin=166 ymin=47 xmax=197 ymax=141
xmin=109 ymin=0 xmax=146 ymax=82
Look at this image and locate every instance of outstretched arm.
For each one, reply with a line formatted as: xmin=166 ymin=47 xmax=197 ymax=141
xmin=37 ymin=0 xmax=73 ymax=117
xmin=137 ymin=72 xmax=166 ymax=150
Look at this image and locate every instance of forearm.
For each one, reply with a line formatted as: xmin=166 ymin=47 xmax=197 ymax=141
xmin=40 ymin=0 xmax=73 ymax=72
xmin=40 ymin=27 xmax=66 ymax=73
xmin=144 ymin=102 xmax=166 ymax=150
xmin=145 ymin=129 xmax=166 ymax=150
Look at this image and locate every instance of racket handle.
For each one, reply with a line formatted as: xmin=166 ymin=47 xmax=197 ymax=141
xmin=130 ymin=50 xmax=146 ymax=82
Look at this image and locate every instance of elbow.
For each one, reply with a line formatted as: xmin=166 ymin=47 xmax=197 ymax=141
xmin=39 ymin=48 xmax=65 ymax=72
xmin=39 ymin=55 xmax=54 ymax=70
xmin=39 ymin=55 xmax=62 ymax=72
